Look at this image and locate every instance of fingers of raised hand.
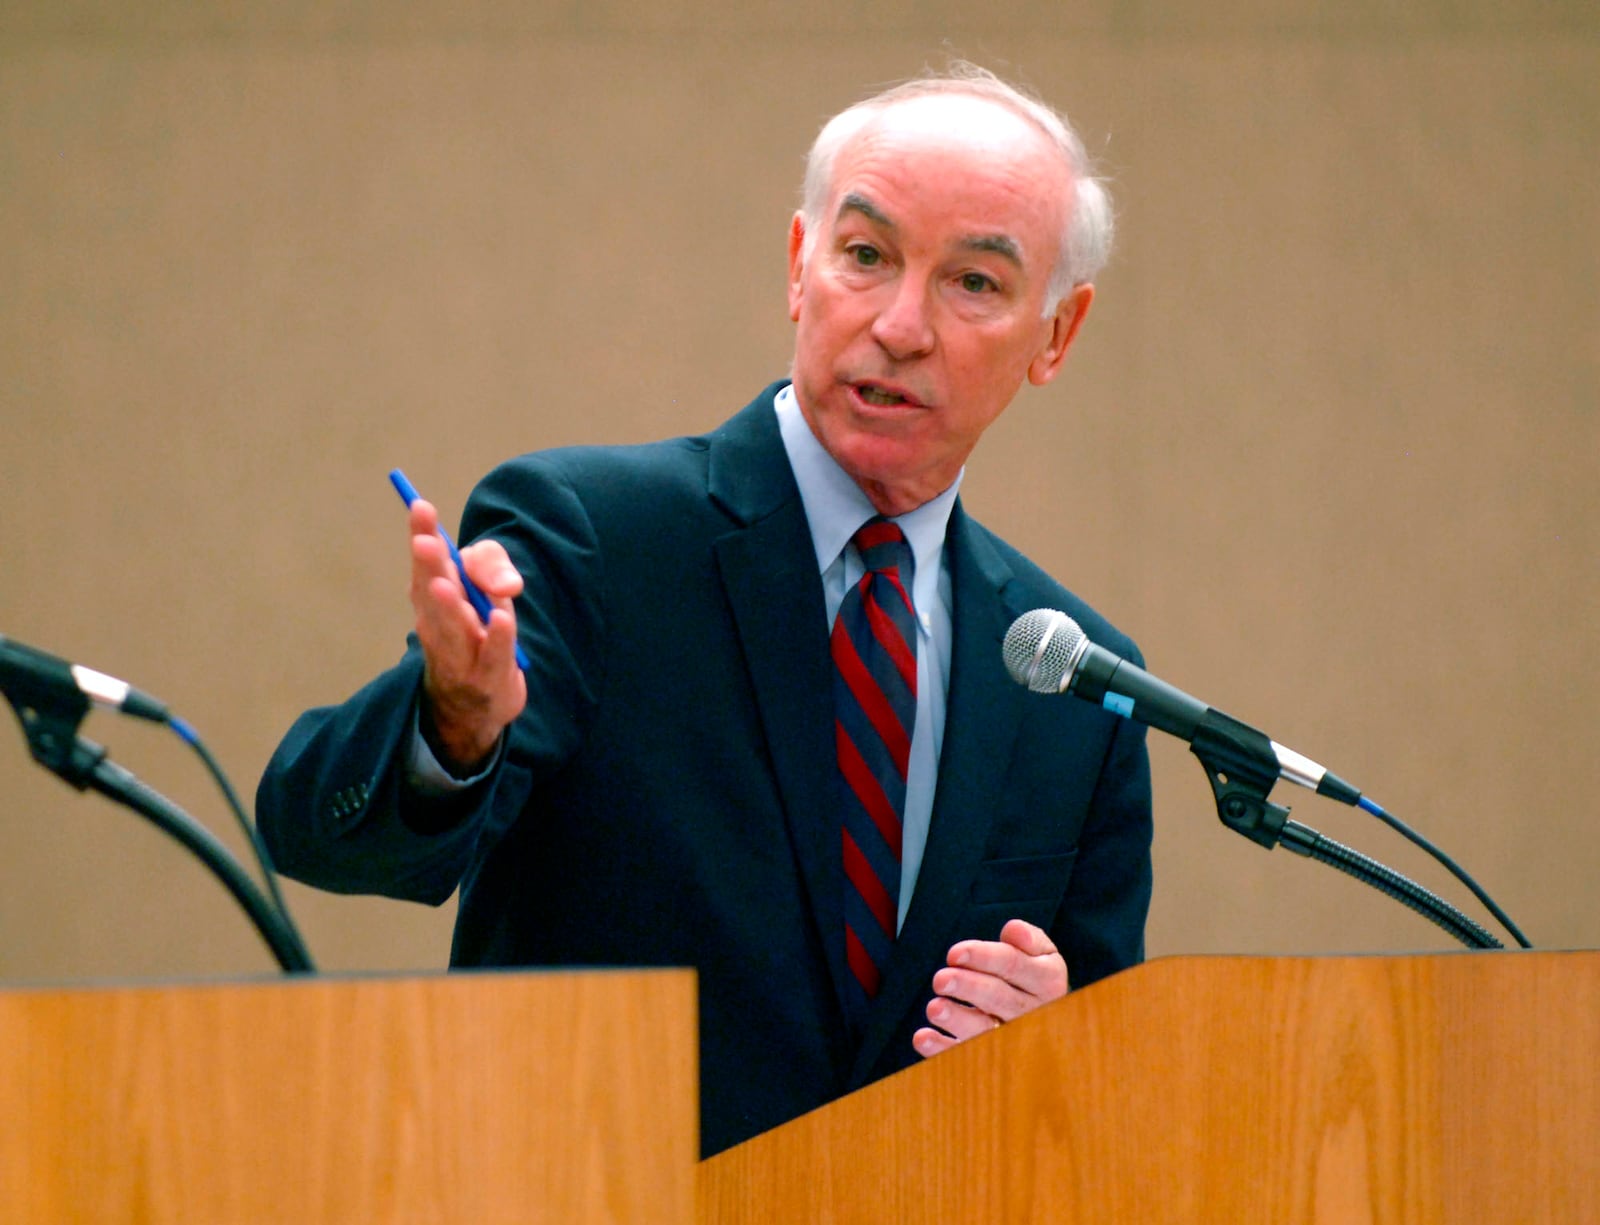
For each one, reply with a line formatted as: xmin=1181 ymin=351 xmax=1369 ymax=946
xmin=412 ymin=563 xmax=486 ymax=670
xmin=408 ymin=502 xmax=451 ymax=584
xmin=406 ymin=516 xmax=522 ymax=670
xmin=458 ymin=538 xmax=523 ymax=601
xmin=405 ymin=513 xmax=523 ymax=700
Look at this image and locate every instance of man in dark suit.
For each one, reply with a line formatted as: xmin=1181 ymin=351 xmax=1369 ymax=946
xmin=258 ymin=65 xmax=1153 ymax=1158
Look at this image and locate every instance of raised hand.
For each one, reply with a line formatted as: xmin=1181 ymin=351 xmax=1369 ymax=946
xmin=407 ymin=498 xmax=527 ymax=772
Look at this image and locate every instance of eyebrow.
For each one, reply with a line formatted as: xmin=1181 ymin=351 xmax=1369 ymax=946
xmin=964 ymin=233 xmax=1022 ymax=266
xmin=838 ymin=192 xmax=892 ymax=229
xmin=836 ymin=192 xmax=1025 ymax=268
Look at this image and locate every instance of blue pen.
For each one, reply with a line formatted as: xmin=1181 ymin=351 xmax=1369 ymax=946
xmin=389 ymin=468 xmax=531 ymax=671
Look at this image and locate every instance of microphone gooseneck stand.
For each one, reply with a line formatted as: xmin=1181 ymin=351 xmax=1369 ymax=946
xmin=1275 ymin=822 xmax=1500 ymax=948
xmin=1189 ymin=707 xmax=1506 ymax=950
xmin=5 ymin=680 xmax=315 ymax=974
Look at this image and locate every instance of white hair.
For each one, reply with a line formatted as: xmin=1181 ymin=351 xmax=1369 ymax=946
xmin=800 ymin=62 xmax=1113 ymax=313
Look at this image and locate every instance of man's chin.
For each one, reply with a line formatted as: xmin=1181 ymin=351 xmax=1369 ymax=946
xmin=832 ymin=445 xmax=956 ymax=515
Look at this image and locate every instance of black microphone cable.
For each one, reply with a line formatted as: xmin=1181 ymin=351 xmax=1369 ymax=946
xmin=168 ymin=713 xmax=298 ymax=940
xmin=1352 ymin=794 xmax=1530 ymax=948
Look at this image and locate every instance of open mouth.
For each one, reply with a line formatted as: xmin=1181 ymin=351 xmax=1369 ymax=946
xmin=854 ymin=382 xmax=923 ymax=409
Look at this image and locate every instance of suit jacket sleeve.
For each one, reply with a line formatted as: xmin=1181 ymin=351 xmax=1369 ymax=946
xmin=255 ymin=454 xmax=607 ymax=905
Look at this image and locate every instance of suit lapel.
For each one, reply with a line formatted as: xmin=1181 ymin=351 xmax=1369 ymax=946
xmin=707 ymin=389 xmax=858 ymax=1024
xmin=851 ymin=503 xmax=1030 ymax=1082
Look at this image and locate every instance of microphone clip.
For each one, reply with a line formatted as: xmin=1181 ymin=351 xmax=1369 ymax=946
xmin=1190 ymin=709 xmax=1292 ymax=850
xmin=3 ymin=684 xmax=108 ymax=793
xmin=1 ymin=666 xmax=105 ymax=788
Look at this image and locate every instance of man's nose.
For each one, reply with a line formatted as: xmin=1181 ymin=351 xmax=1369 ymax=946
xmin=870 ymin=274 xmax=936 ymax=360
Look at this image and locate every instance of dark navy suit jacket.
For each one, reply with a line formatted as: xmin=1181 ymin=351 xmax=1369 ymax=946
xmin=257 ymin=382 xmax=1153 ymax=1157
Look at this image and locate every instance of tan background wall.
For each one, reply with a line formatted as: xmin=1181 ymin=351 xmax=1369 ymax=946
xmin=2 ymin=3 xmax=1596 ymax=983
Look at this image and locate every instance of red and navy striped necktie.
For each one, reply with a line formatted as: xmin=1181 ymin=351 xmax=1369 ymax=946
xmin=831 ymin=517 xmax=918 ymax=1010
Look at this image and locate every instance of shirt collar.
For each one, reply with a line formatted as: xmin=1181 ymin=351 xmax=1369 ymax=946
xmin=774 ymin=383 xmax=961 ymax=598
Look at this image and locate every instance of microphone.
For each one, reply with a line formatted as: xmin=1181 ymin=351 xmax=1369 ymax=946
xmin=1002 ymin=608 xmax=1359 ymax=805
xmin=0 ymin=633 xmax=169 ymax=723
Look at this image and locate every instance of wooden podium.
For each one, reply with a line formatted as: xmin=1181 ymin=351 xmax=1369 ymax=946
xmin=4 ymin=953 xmax=1596 ymax=1223
xmin=0 ymin=968 xmax=698 ymax=1223
xmin=701 ymin=951 xmax=1600 ymax=1224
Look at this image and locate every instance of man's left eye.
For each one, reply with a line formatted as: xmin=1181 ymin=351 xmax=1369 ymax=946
xmin=959 ymin=273 xmax=997 ymax=294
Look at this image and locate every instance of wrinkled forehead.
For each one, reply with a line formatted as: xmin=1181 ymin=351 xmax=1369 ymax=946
xmin=825 ymin=94 xmax=1072 ymax=250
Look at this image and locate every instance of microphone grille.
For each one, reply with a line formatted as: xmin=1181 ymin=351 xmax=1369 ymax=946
xmin=1002 ymin=609 xmax=1087 ymax=694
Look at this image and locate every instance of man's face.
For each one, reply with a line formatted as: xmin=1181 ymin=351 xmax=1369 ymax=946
xmin=787 ymin=94 xmax=1093 ymax=516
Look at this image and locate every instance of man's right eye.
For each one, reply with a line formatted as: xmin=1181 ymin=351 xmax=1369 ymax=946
xmin=848 ymin=244 xmax=881 ymax=267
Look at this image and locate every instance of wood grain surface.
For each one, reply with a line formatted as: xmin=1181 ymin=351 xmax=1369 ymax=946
xmin=0 ymin=968 xmax=697 ymax=1224
xmin=699 ymin=952 xmax=1600 ymax=1225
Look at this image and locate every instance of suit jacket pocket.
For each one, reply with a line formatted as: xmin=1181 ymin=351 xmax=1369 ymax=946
xmin=966 ymin=850 xmax=1081 ymax=936
xmin=969 ymin=849 xmax=1079 ymax=907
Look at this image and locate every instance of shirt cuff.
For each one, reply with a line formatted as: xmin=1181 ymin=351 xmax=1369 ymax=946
xmin=405 ymin=702 xmax=502 ymax=795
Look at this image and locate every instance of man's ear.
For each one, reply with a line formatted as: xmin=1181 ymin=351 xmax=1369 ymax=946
xmin=787 ymin=211 xmax=807 ymax=322
xmin=1028 ymin=282 xmax=1094 ymax=386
